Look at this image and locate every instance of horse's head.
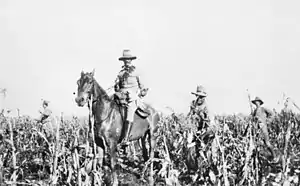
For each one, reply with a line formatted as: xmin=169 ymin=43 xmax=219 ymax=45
xmin=75 ymin=69 xmax=95 ymax=107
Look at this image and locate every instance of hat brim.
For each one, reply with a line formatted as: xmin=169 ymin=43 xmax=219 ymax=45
xmin=43 ymin=100 xmax=50 ymax=104
xmin=191 ymin=92 xmax=207 ymax=97
xmin=119 ymin=56 xmax=137 ymax=61
xmin=251 ymin=100 xmax=264 ymax=105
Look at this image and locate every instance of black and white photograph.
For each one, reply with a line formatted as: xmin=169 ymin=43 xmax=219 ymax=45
xmin=0 ymin=0 xmax=299 ymax=185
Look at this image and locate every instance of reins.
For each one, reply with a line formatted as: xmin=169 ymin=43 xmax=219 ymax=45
xmin=88 ymin=79 xmax=115 ymax=123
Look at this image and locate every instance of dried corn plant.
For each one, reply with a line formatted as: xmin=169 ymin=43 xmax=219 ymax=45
xmin=0 ymin=103 xmax=299 ymax=185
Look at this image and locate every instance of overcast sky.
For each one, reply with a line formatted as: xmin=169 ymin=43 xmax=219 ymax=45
xmin=0 ymin=0 xmax=299 ymax=117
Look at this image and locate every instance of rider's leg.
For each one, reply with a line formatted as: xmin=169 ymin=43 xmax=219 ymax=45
xmin=124 ymin=101 xmax=137 ymax=143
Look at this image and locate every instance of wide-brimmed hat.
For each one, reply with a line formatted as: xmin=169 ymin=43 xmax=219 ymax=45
xmin=191 ymin=85 xmax=207 ymax=97
xmin=251 ymin=96 xmax=264 ymax=105
xmin=118 ymin=49 xmax=137 ymax=61
xmin=42 ymin=100 xmax=50 ymax=106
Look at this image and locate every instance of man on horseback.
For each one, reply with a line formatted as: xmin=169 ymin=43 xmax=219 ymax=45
xmin=114 ymin=49 xmax=148 ymax=144
xmin=251 ymin=96 xmax=276 ymax=160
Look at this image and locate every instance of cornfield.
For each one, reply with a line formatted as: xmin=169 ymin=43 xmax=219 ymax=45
xmin=0 ymin=107 xmax=299 ymax=185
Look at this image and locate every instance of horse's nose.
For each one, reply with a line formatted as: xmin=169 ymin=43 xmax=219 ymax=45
xmin=75 ymin=97 xmax=82 ymax=103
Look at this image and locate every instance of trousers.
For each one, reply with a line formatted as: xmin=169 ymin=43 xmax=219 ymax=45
xmin=257 ymin=121 xmax=275 ymax=158
xmin=120 ymin=87 xmax=140 ymax=123
xmin=258 ymin=121 xmax=272 ymax=147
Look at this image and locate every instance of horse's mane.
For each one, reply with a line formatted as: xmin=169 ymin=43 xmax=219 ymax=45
xmin=87 ymin=74 xmax=121 ymax=111
xmin=91 ymin=76 xmax=112 ymax=102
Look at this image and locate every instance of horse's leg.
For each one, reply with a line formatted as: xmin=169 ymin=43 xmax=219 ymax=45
xmin=141 ymin=131 xmax=150 ymax=161
xmin=148 ymin=113 xmax=159 ymax=186
xmin=109 ymin=142 xmax=118 ymax=186
xmin=95 ymin=136 xmax=106 ymax=167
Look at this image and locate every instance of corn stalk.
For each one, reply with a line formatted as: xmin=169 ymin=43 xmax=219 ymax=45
xmin=281 ymin=117 xmax=292 ymax=184
xmin=88 ymin=94 xmax=99 ymax=185
xmin=0 ymin=156 xmax=3 ymax=184
xmin=9 ymin=118 xmax=17 ymax=186
xmin=217 ymin=119 xmax=229 ymax=186
xmin=74 ymin=129 xmax=82 ymax=186
xmin=50 ymin=115 xmax=61 ymax=185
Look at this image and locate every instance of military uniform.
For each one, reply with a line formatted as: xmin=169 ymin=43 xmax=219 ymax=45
xmin=251 ymin=97 xmax=275 ymax=159
xmin=114 ymin=50 xmax=147 ymax=143
xmin=187 ymin=85 xmax=218 ymax=174
xmin=37 ymin=100 xmax=58 ymax=139
xmin=38 ymin=100 xmax=52 ymax=124
xmin=189 ymin=86 xmax=215 ymax=132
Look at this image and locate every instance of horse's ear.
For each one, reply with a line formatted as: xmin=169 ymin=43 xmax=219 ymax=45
xmin=81 ymin=70 xmax=84 ymax=76
xmin=91 ymin=68 xmax=95 ymax=76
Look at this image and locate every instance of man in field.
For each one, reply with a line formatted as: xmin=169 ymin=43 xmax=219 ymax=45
xmin=37 ymin=100 xmax=52 ymax=124
xmin=251 ymin=96 xmax=276 ymax=160
xmin=114 ymin=49 xmax=148 ymax=144
xmin=187 ymin=85 xmax=218 ymax=174
xmin=188 ymin=85 xmax=216 ymax=134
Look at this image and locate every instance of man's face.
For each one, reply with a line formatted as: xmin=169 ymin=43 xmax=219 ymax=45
xmin=254 ymin=101 xmax=261 ymax=107
xmin=196 ymin=95 xmax=205 ymax=104
xmin=123 ymin=59 xmax=132 ymax=66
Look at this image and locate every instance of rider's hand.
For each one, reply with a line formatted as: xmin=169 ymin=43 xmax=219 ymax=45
xmin=139 ymin=88 xmax=148 ymax=97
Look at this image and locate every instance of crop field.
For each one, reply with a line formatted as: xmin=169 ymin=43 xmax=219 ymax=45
xmin=0 ymin=106 xmax=300 ymax=186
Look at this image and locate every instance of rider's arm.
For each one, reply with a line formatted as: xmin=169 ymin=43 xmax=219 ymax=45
xmin=135 ymin=68 xmax=150 ymax=97
xmin=114 ymin=73 xmax=121 ymax=92
xmin=134 ymin=67 xmax=146 ymax=90
xmin=136 ymin=76 xmax=145 ymax=90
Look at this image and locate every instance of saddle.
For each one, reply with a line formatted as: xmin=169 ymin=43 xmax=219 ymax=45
xmin=135 ymin=103 xmax=151 ymax=119
xmin=113 ymin=92 xmax=150 ymax=120
xmin=113 ymin=92 xmax=150 ymax=144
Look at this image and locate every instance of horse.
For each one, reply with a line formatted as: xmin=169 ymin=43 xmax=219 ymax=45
xmin=74 ymin=70 xmax=160 ymax=186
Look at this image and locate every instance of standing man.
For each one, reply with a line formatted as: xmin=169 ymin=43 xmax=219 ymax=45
xmin=186 ymin=85 xmax=218 ymax=174
xmin=114 ymin=49 xmax=147 ymax=144
xmin=188 ymin=85 xmax=213 ymax=131
xmin=38 ymin=100 xmax=52 ymax=124
xmin=251 ymin=96 xmax=276 ymax=160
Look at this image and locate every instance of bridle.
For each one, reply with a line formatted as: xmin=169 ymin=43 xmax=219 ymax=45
xmin=82 ymin=75 xmax=115 ymax=123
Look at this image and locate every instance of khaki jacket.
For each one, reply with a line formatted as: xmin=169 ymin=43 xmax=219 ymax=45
xmin=114 ymin=65 xmax=144 ymax=92
xmin=189 ymin=99 xmax=217 ymax=131
xmin=39 ymin=108 xmax=52 ymax=123
xmin=252 ymin=106 xmax=274 ymax=123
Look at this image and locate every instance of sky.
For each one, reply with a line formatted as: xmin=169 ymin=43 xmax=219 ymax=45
xmin=0 ymin=0 xmax=300 ymax=118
